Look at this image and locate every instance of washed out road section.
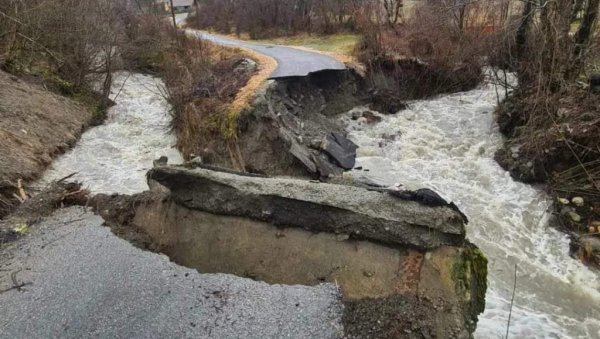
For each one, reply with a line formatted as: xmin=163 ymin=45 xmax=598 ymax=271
xmin=188 ymin=31 xmax=346 ymax=78
xmin=0 ymin=207 xmax=344 ymax=339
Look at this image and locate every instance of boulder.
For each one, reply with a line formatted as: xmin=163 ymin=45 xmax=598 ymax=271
xmin=567 ymin=211 xmax=582 ymax=223
xmin=148 ymin=166 xmax=466 ymax=250
xmin=572 ymin=196 xmax=584 ymax=206
xmin=152 ymin=156 xmax=169 ymax=167
xmin=351 ymin=110 xmax=383 ymax=124
xmin=572 ymin=234 xmax=600 ymax=268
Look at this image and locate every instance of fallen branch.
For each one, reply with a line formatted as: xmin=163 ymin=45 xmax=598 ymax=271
xmin=0 ymin=270 xmax=32 ymax=294
xmin=0 ymin=10 xmax=25 ymax=26
xmin=16 ymin=179 xmax=27 ymax=201
xmin=62 ymin=189 xmax=85 ymax=199
xmin=0 ymin=282 xmax=32 ymax=294
xmin=505 ymin=263 xmax=518 ymax=339
xmin=11 ymin=193 xmax=24 ymax=204
xmin=57 ymin=172 xmax=78 ymax=183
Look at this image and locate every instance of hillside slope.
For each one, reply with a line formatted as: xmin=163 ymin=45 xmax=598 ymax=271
xmin=0 ymin=71 xmax=94 ymax=217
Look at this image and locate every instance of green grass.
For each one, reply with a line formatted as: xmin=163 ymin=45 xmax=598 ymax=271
xmin=570 ymin=20 xmax=581 ymax=33
xmin=255 ymin=33 xmax=360 ymax=56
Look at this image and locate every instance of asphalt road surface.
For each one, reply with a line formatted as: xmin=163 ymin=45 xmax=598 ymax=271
xmin=188 ymin=31 xmax=347 ymax=79
xmin=0 ymin=207 xmax=344 ymax=338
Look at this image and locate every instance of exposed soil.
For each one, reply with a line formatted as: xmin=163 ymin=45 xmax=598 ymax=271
xmin=86 ymin=166 xmax=486 ymax=338
xmin=0 ymin=70 xmax=95 ymax=218
xmin=343 ymin=295 xmax=454 ymax=339
xmin=90 ymin=193 xmax=477 ymax=338
xmin=0 ymin=181 xmax=89 ymax=245
xmin=232 ymin=70 xmax=366 ymax=176
xmin=188 ymin=61 xmax=482 ymax=180
xmin=90 ymin=192 xmax=165 ymax=252
xmin=495 ymin=88 xmax=600 ymax=268
xmin=365 ymin=58 xmax=482 ymax=114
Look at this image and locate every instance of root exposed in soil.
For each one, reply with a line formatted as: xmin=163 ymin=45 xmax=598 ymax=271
xmin=0 ymin=181 xmax=89 ymax=246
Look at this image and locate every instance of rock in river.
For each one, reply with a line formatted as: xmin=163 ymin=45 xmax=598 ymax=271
xmin=321 ymin=132 xmax=358 ymax=170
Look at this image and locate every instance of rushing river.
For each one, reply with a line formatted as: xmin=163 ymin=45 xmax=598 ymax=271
xmin=38 ymin=72 xmax=182 ymax=193
xmin=345 ymin=73 xmax=600 ymax=338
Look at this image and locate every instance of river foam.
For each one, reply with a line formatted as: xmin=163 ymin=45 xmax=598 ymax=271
xmin=345 ymin=72 xmax=600 ymax=338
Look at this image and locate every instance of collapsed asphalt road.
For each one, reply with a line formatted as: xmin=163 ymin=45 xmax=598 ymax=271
xmin=188 ymin=31 xmax=346 ymax=78
xmin=0 ymin=207 xmax=344 ymax=338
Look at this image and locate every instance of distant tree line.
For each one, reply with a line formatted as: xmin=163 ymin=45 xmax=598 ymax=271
xmin=190 ymin=0 xmax=408 ymax=38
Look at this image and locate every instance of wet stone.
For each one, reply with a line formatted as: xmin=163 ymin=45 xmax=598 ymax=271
xmin=321 ymin=132 xmax=358 ymax=170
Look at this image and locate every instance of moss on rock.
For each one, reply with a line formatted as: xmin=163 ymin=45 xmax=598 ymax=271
xmin=452 ymin=242 xmax=488 ymax=333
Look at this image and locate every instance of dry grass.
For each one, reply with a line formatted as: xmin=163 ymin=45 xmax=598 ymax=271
xmin=0 ymin=70 xmax=94 ymax=217
xmin=507 ymin=87 xmax=600 ymax=180
xmin=161 ymin=30 xmax=259 ymax=169
xmin=254 ymin=33 xmax=360 ymax=57
xmin=0 ymin=181 xmax=89 ymax=243
xmin=183 ymin=29 xmax=277 ymax=115
xmin=228 ymin=47 xmax=276 ymax=113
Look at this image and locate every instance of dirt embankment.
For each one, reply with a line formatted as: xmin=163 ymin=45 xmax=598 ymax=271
xmin=179 ymin=60 xmax=482 ymax=180
xmin=495 ymin=88 xmax=600 ymax=268
xmin=0 ymin=70 xmax=95 ymax=218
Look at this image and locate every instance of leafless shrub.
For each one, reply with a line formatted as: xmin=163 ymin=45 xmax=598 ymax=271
xmin=0 ymin=0 xmax=142 ymax=108
xmin=159 ymin=31 xmax=254 ymax=160
xmin=189 ymin=0 xmax=380 ymax=38
xmin=354 ymin=2 xmax=513 ymax=101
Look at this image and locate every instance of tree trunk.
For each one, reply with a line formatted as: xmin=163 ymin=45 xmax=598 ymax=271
xmin=516 ymin=0 xmax=535 ymax=56
xmin=571 ymin=0 xmax=586 ymax=23
xmin=568 ymin=0 xmax=600 ymax=78
xmin=169 ymin=0 xmax=177 ymax=28
xmin=101 ymin=46 xmax=114 ymax=111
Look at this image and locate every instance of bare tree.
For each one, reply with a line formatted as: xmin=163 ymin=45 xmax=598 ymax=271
xmin=569 ymin=0 xmax=600 ymax=77
xmin=382 ymin=0 xmax=403 ymax=25
xmin=169 ymin=0 xmax=177 ymax=28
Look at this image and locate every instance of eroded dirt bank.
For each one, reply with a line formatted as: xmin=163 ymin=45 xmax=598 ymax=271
xmin=0 ymin=70 xmax=94 ymax=218
xmin=92 ymin=165 xmax=487 ymax=338
xmin=495 ymin=90 xmax=600 ymax=269
xmin=184 ymin=62 xmax=481 ymax=180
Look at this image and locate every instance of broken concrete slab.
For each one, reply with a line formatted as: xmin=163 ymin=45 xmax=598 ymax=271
xmin=321 ymin=132 xmax=358 ymax=170
xmin=0 ymin=207 xmax=344 ymax=339
xmin=148 ymin=166 xmax=466 ymax=250
xmin=199 ymin=71 xmax=367 ymax=179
